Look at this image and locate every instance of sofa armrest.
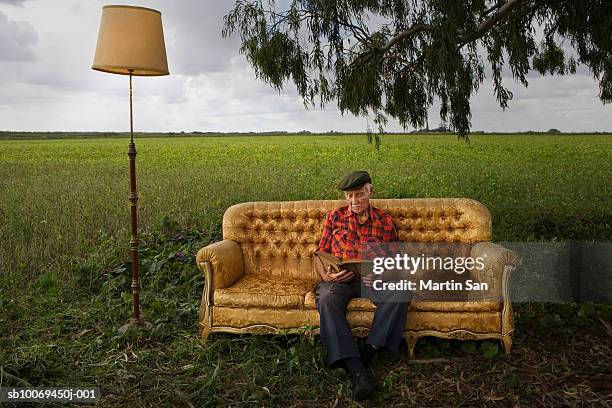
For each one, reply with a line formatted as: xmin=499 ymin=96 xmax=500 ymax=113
xmin=469 ymin=242 xmax=521 ymax=300
xmin=196 ymin=239 xmax=244 ymax=290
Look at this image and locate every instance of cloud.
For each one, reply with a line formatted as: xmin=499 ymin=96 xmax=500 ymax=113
xmin=70 ymin=4 xmax=82 ymax=14
xmin=469 ymin=73 xmax=612 ymax=132
xmin=160 ymin=1 xmax=242 ymax=75
xmin=0 ymin=10 xmax=37 ymax=61
xmin=0 ymin=0 xmax=26 ymax=5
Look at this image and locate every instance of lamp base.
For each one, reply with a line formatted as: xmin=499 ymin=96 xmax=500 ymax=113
xmin=118 ymin=318 xmax=152 ymax=334
xmin=129 ymin=316 xmax=145 ymax=326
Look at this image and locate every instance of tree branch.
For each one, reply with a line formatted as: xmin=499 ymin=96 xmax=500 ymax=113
xmin=348 ymin=22 xmax=431 ymax=67
xmin=353 ymin=0 xmax=526 ymax=62
xmin=268 ymin=8 xmax=370 ymax=45
xmin=380 ymin=24 xmax=433 ymax=53
xmin=461 ymin=0 xmax=526 ymax=45
xmin=544 ymin=19 xmax=561 ymax=43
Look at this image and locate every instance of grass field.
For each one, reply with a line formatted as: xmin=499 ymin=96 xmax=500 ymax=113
xmin=1 ymin=133 xmax=611 ymax=406
xmin=2 ymin=133 xmax=610 ymax=282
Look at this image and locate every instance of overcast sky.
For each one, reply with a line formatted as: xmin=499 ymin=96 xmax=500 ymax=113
xmin=0 ymin=0 xmax=610 ymax=133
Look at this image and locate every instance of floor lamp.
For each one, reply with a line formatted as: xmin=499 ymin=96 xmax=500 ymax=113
xmin=92 ymin=5 xmax=169 ymax=325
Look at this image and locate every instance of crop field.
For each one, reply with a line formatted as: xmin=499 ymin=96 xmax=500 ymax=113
xmin=2 ymin=133 xmax=610 ymax=282
xmin=0 ymin=133 xmax=611 ymax=406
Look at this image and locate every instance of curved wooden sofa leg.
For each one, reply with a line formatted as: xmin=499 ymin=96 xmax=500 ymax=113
xmin=403 ymin=334 xmax=417 ymax=358
xmin=501 ymin=335 xmax=512 ymax=354
xmin=201 ymin=327 xmax=211 ymax=344
xmin=198 ymin=260 xmax=214 ymax=345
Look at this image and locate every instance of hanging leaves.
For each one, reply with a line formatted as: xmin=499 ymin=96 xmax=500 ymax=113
xmin=223 ymin=0 xmax=612 ymax=139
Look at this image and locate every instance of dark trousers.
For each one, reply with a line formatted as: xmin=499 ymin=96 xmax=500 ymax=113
xmin=315 ymin=279 xmax=410 ymax=366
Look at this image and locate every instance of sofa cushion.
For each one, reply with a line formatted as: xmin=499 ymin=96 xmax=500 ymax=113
xmin=214 ymin=275 xmax=316 ymax=309
xmin=304 ymin=291 xmax=377 ymax=311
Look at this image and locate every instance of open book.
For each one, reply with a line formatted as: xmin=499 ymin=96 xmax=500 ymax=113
xmin=314 ymin=250 xmax=374 ymax=277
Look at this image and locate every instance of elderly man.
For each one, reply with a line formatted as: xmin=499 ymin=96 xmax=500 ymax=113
xmin=315 ymin=170 xmax=410 ymax=401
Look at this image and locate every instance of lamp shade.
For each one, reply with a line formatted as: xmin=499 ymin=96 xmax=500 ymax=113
xmin=92 ymin=5 xmax=169 ymax=76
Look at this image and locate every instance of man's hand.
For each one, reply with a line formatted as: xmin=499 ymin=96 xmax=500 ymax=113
xmin=362 ymin=273 xmax=378 ymax=287
xmin=322 ymin=266 xmax=355 ymax=283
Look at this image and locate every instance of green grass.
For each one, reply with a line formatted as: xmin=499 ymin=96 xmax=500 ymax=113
xmin=1 ymin=133 xmax=611 ymax=406
xmin=1 ymin=133 xmax=610 ymax=282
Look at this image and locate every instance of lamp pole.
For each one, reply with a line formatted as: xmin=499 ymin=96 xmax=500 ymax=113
xmin=128 ymin=70 xmax=142 ymax=324
xmin=92 ymin=4 xmax=169 ymax=327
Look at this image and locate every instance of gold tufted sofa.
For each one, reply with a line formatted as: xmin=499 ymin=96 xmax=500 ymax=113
xmin=196 ymin=199 xmax=520 ymax=356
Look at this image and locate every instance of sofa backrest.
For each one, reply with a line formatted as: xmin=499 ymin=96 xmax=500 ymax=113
xmin=222 ymin=198 xmax=491 ymax=282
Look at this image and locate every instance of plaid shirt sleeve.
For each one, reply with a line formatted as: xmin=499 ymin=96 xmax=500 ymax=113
xmin=386 ymin=219 xmax=398 ymax=241
xmin=318 ymin=211 xmax=335 ymax=253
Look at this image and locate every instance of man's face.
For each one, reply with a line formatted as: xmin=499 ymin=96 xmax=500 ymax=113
xmin=344 ymin=184 xmax=372 ymax=216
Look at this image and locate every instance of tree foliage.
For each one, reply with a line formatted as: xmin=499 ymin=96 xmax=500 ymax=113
xmin=223 ymin=0 xmax=612 ymax=140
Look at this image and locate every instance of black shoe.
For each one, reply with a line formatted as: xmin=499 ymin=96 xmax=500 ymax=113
xmin=351 ymin=371 xmax=377 ymax=401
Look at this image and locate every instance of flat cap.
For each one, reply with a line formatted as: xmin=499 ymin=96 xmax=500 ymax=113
xmin=338 ymin=170 xmax=372 ymax=191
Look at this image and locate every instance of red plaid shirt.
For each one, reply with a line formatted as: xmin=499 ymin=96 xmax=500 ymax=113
xmin=318 ymin=205 xmax=398 ymax=260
